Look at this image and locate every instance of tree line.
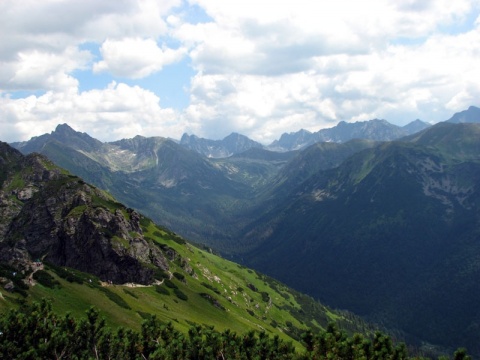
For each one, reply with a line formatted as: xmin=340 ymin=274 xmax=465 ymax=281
xmin=0 ymin=300 xmax=471 ymax=360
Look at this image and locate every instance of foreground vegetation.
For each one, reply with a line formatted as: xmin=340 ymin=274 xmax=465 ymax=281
xmin=0 ymin=212 xmax=382 ymax=346
xmin=0 ymin=300 xmax=471 ymax=359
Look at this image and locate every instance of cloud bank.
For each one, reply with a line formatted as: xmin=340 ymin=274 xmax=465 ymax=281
xmin=1 ymin=0 xmax=479 ymax=144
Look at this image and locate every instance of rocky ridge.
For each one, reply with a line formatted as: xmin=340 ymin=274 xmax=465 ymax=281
xmin=267 ymin=119 xmax=431 ymax=152
xmin=0 ymin=142 xmax=169 ymax=285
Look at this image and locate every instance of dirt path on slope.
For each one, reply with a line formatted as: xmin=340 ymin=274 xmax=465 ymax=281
xmin=27 ymin=262 xmax=44 ymax=286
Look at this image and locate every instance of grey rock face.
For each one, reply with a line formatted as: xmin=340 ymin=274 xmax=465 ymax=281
xmin=0 ymin=143 xmax=169 ymax=285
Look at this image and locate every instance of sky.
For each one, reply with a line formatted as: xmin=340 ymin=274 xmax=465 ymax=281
xmin=1 ymin=0 xmax=480 ymax=145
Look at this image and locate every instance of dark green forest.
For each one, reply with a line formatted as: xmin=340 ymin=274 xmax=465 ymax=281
xmin=0 ymin=300 xmax=471 ymax=360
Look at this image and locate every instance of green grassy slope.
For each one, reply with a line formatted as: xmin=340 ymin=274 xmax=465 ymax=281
xmin=0 ymin=216 xmax=375 ymax=349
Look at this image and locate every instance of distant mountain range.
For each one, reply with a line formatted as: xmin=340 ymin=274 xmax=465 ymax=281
xmin=267 ymin=118 xmax=430 ymax=152
xmin=180 ymin=132 xmax=263 ymax=158
xmin=8 ymin=105 xmax=480 ymax=355
xmin=176 ymin=116 xmax=431 ymax=157
xmin=177 ymin=107 xmax=480 ymax=157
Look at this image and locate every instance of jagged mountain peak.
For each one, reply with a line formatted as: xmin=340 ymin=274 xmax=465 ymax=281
xmin=402 ymin=119 xmax=430 ymax=134
xmin=269 ymin=118 xmax=407 ymax=152
xmin=52 ymin=123 xmax=101 ymax=145
xmin=0 ymin=141 xmax=23 ymax=165
xmin=338 ymin=118 xmax=387 ymax=126
xmin=180 ymin=132 xmax=197 ymax=143
xmin=12 ymin=123 xmax=102 ymax=154
xmin=180 ymin=132 xmax=263 ymax=158
xmin=267 ymin=128 xmax=314 ymax=152
xmin=223 ymin=132 xmax=246 ymax=140
xmin=406 ymin=119 xmax=425 ymax=126
xmin=225 ymin=131 xmax=241 ymax=137
xmin=54 ymin=123 xmax=76 ymax=134
xmin=446 ymin=105 xmax=480 ymax=123
xmin=280 ymin=128 xmax=310 ymax=137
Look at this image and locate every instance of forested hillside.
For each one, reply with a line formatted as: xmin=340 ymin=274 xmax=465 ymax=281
xmin=241 ymin=123 xmax=480 ymax=353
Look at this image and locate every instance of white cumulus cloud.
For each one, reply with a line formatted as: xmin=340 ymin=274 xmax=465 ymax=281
xmin=93 ymin=38 xmax=186 ymax=79
xmin=0 ymin=0 xmax=479 ymax=144
xmin=0 ymin=82 xmax=182 ymax=142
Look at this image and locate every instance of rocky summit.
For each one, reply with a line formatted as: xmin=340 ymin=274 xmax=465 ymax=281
xmin=0 ymin=142 xmax=168 ymax=285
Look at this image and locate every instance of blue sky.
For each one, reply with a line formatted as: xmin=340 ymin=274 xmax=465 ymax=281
xmin=74 ymin=44 xmax=194 ymax=109
xmin=1 ymin=0 xmax=479 ymax=144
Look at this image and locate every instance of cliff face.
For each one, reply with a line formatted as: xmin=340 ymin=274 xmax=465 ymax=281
xmin=0 ymin=142 xmax=168 ymax=284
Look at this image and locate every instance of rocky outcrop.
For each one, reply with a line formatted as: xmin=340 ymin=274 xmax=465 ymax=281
xmin=0 ymin=143 xmax=169 ymax=284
